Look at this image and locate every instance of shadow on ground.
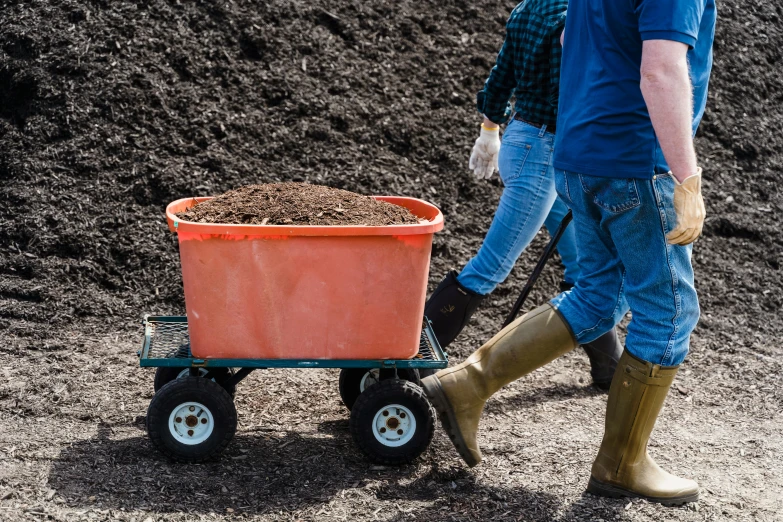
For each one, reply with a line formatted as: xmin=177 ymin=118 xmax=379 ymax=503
xmin=47 ymin=420 xmax=574 ymax=520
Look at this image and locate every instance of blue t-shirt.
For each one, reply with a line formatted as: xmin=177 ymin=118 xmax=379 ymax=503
xmin=553 ymin=0 xmax=717 ymax=179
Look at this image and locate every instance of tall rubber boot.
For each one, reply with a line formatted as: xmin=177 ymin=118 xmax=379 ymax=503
xmin=560 ymin=281 xmax=622 ymax=390
xmin=421 ymin=303 xmax=577 ymax=467
xmin=424 ymin=271 xmax=486 ymax=348
xmin=587 ymin=350 xmax=699 ymax=505
xmin=582 ymin=330 xmax=623 ymax=390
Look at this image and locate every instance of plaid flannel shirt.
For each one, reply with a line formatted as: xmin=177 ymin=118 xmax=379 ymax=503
xmin=477 ymin=0 xmax=568 ymax=126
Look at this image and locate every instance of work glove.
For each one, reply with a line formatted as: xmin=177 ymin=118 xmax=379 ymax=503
xmin=666 ymin=168 xmax=705 ymax=246
xmin=468 ymin=125 xmax=501 ymax=180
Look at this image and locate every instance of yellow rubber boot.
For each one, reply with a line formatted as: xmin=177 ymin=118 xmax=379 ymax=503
xmin=587 ymin=350 xmax=699 ymax=505
xmin=421 ymin=304 xmax=577 ymax=467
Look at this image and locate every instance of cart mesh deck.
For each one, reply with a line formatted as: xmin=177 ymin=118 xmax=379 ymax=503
xmin=139 ymin=316 xmax=448 ymax=369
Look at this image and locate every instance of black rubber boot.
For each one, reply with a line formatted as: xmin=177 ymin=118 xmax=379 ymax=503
xmin=423 ymin=271 xmax=486 ymax=349
xmin=582 ymin=330 xmax=623 ymax=390
xmin=559 ymin=281 xmax=623 ymax=390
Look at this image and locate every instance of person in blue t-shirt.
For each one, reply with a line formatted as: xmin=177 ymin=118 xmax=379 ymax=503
xmin=422 ymin=0 xmax=716 ymax=506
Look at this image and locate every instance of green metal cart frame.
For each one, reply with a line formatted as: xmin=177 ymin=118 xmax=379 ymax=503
xmin=139 ymin=315 xmax=448 ymax=385
xmin=138 ymin=314 xmax=449 ymax=465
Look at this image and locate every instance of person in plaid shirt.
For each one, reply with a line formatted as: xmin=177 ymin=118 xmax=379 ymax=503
xmin=423 ymin=0 xmax=624 ymax=390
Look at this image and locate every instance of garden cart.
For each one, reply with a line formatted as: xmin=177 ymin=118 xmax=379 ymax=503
xmin=138 ymin=194 xmax=446 ymax=465
xmin=137 ymin=195 xmax=571 ymax=466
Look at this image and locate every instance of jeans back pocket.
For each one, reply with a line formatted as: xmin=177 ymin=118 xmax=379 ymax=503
xmin=578 ymin=174 xmax=641 ymax=213
xmin=497 ymin=139 xmax=534 ymax=183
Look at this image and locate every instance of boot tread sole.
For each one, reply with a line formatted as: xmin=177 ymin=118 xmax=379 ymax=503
xmin=587 ymin=477 xmax=699 ymax=506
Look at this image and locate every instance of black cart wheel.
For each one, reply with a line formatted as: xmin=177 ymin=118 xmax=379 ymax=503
xmin=146 ymin=376 xmax=237 ymax=463
xmin=153 ymin=367 xmax=236 ymax=395
xmin=339 ymin=368 xmax=421 ymax=411
xmin=349 ymin=379 xmax=435 ymax=465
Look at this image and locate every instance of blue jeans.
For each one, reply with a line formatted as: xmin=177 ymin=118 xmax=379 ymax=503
xmin=550 ymin=171 xmax=699 ymax=366
xmin=457 ymin=119 xmax=579 ymax=296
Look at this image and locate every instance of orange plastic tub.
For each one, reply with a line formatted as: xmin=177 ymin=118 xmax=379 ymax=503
xmin=166 ymin=196 xmax=444 ymax=360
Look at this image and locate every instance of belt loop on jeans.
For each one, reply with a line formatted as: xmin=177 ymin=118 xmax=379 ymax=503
xmin=538 ymin=124 xmax=547 ymax=137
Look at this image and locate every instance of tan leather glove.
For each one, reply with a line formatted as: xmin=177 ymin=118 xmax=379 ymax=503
xmin=666 ymin=168 xmax=705 ymax=246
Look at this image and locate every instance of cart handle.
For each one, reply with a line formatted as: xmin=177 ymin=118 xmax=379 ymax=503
xmin=502 ymin=210 xmax=573 ymax=328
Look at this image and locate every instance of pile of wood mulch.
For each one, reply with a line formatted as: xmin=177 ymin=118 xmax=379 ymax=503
xmin=176 ymin=183 xmax=421 ymax=226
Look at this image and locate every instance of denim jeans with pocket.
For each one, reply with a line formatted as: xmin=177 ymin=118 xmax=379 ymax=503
xmin=457 ymin=119 xmax=579 ymax=295
xmin=550 ymin=170 xmax=699 ymax=366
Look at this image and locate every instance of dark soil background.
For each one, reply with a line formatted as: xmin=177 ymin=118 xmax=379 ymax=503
xmin=0 ymin=1 xmax=781 ymax=521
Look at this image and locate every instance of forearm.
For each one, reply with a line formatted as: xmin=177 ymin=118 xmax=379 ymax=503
xmin=640 ymin=43 xmax=698 ymax=182
xmin=477 ymin=34 xmax=516 ymax=125
xmin=478 ymin=75 xmax=514 ymax=125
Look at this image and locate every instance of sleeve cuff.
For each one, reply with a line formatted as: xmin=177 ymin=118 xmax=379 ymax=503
xmin=485 ymin=112 xmax=511 ymax=126
xmin=640 ymin=30 xmax=697 ymax=48
xmin=476 ymin=91 xmax=512 ymax=125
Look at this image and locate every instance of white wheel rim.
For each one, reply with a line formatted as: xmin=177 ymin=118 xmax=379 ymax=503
xmin=168 ymin=402 xmax=215 ymax=445
xmin=359 ymin=370 xmax=380 ymax=393
xmin=371 ymin=404 xmax=416 ymax=447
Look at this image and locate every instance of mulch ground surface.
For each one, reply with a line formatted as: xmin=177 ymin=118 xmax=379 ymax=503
xmin=177 ymin=182 xmax=420 ymax=226
xmin=1 ymin=1 xmax=781 ymax=521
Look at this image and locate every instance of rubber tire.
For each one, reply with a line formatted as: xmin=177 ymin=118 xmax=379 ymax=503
xmin=146 ymin=376 xmax=237 ymax=463
xmin=153 ymin=367 xmax=236 ymax=396
xmin=349 ymin=379 xmax=435 ymax=465
xmin=338 ymin=368 xmax=421 ymax=411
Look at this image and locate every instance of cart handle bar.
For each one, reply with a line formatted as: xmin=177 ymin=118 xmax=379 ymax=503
xmin=502 ymin=210 xmax=573 ymax=328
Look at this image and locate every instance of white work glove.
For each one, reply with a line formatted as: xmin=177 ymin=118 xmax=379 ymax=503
xmin=468 ymin=125 xmax=501 ymax=180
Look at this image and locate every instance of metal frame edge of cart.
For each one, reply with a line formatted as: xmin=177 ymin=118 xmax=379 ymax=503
xmin=139 ymin=315 xmax=449 ymax=373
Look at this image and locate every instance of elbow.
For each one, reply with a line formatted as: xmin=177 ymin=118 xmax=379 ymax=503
xmin=640 ymin=68 xmax=666 ymax=96
xmin=640 ymin=65 xmax=664 ymax=85
xmin=640 ymin=40 xmax=691 ymax=95
xmin=640 ymin=58 xmax=688 ymax=89
xmin=640 ymin=61 xmax=676 ymax=82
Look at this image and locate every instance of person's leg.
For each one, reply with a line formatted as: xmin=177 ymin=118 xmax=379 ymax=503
xmin=545 ymin=197 xmax=624 ymax=389
xmin=424 ymin=121 xmax=557 ymax=347
xmin=553 ymin=172 xmax=698 ymax=365
xmin=457 ymin=121 xmax=557 ymax=295
xmin=552 ymin=171 xmax=700 ymax=504
xmin=548 ymin=172 xmax=629 ymax=344
xmin=422 ymin=302 xmax=577 ymax=466
xmin=618 ymin=174 xmax=699 ymax=366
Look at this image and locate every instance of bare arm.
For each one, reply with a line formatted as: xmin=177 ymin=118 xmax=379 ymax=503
xmin=640 ymin=40 xmax=698 ymax=183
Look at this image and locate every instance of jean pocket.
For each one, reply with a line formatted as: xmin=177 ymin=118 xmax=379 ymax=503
xmin=578 ymin=174 xmax=641 ymax=213
xmin=497 ymin=139 xmax=533 ymax=183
